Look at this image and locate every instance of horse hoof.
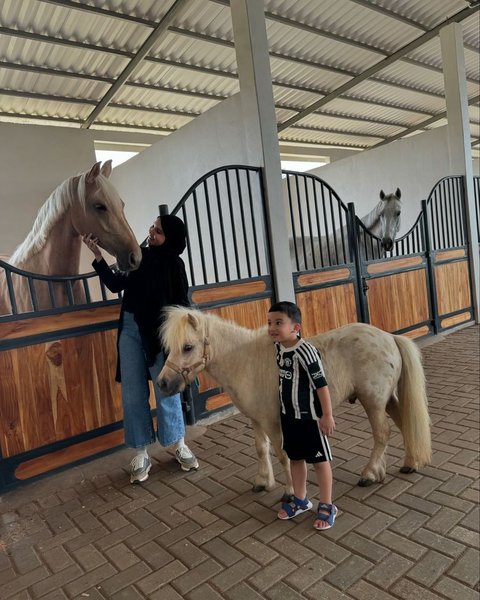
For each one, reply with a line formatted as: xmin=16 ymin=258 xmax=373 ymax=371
xmin=252 ymin=484 xmax=266 ymax=493
xmin=357 ymin=478 xmax=375 ymax=487
xmin=399 ymin=466 xmax=417 ymax=474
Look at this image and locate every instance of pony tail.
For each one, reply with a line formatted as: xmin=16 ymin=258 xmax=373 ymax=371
xmin=394 ymin=335 xmax=432 ymax=468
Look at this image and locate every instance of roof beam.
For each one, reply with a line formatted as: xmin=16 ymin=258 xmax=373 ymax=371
xmin=372 ymin=94 xmax=480 ymax=148
xmin=277 ymin=4 xmax=479 ymax=133
xmin=81 ymin=0 xmax=190 ymax=128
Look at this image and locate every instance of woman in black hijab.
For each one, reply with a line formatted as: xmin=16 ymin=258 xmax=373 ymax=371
xmin=83 ymin=214 xmax=198 ymax=484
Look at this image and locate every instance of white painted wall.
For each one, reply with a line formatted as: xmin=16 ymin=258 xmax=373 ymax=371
xmin=111 ymin=93 xmax=262 ymax=241
xmin=305 ymin=126 xmax=463 ymax=235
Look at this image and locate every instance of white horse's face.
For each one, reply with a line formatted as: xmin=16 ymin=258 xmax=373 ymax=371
xmin=379 ymin=188 xmax=402 ymax=251
xmin=157 ymin=312 xmax=208 ymax=395
xmin=71 ymin=161 xmax=142 ymax=271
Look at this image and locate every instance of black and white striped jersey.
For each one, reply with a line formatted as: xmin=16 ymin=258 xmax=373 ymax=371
xmin=274 ymin=338 xmax=328 ymax=420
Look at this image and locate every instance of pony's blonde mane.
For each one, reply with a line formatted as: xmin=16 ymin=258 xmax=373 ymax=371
xmin=9 ymin=172 xmax=115 ymax=264
xmin=161 ymin=306 xmax=260 ymax=355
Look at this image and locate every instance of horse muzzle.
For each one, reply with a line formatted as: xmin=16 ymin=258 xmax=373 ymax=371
xmin=382 ymin=237 xmax=393 ymax=251
xmin=157 ymin=372 xmax=185 ymax=396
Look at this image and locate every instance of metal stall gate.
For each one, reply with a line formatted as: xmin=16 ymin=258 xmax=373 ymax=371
xmin=285 ymin=172 xmax=476 ymax=338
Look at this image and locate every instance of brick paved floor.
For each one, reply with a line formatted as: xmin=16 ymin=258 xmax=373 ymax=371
xmin=0 ymin=325 xmax=478 ymax=600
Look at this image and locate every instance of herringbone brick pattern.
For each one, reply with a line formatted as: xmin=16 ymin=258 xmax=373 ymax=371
xmin=0 ymin=325 xmax=478 ymax=599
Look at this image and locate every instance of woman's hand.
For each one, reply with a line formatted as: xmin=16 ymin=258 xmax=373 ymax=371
xmin=82 ymin=233 xmax=103 ymax=261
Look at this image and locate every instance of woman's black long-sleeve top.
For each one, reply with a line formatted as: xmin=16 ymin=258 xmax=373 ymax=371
xmin=93 ymin=245 xmax=189 ymax=379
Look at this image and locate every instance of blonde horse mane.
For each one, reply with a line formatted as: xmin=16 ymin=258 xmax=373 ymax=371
xmin=161 ymin=306 xmax=261 ymax=356
xmin=9 ymin=171 xmax=115 ymax=265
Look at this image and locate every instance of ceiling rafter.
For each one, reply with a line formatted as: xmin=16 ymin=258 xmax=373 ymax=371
xmin=277 ymin=4 xmax=479 ymax=133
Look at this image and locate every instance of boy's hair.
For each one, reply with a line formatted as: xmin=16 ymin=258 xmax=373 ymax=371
xmin=269 ymin=301 xmax=302 ymax=324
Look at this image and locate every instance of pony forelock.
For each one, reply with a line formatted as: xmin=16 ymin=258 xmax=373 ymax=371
xmin=161 ymin=306 xmax=206 ymax=354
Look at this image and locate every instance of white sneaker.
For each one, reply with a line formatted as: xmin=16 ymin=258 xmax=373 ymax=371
xmin=175 ymin=445 xmax=199 ymax=472
xmin=130 ymin=455 xmax=152 ymax=484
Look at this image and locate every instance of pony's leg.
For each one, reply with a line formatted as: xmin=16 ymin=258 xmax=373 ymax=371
xmin=386 ymin=395 xmax=419 ymax=474
xmin=358 ymin=402 xmax=391 ymax=487
xmin=251 ymin=420 xmax=275 ymax=493
xmin=262 ymin=421 xmax=294 ymax=500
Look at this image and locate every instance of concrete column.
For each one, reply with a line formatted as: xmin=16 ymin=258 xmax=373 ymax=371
xmin=230 ymin=0 xmax=295 ymax=302
xmin=440 ymin=22 xmax=479 ymax=321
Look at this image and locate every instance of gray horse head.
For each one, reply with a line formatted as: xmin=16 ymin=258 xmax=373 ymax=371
xmin=378 ymin=187 xmax=401 ymax=251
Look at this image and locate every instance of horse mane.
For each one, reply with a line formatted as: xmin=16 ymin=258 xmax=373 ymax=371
xmin=9 ymin=172 xmax=113 ymax=264
xmin=360 ymin=198 xmax=385 ymax=229
xmin=161 ymin=306 xmax=261 ymax=355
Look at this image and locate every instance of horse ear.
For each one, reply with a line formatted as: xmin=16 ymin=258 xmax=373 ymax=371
xmin=395 ymin=187 xmax=401 ymax=199
xmin=86 ymin=162 xmax=102 ymax=184
xmin=100 ymin=160 xmax=113 ymax=179
xmin=187 ymin=313 xmax=200 ymax=331
xmin=379 ymin=190 xmax=386 ymax=200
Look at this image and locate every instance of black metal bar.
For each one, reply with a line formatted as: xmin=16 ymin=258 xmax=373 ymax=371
xmin=48 ymin=280 xmax=57 ymax=308
xmin=329 ymin=190 xmax=339 ymax=263
xmin=287 ymin=174 xmax=300 ymax=271
xmin=303 ymin=176 xmax=316 ymax=269
xmin=235 ymin=169 xmax=252 ymax=278
xmin=203 ymin=179 xmax=219 ymax=282
xmin=4 ymin=270 xmax=17 ymax=314
xmin=338 ymin=205 xmax=347 ymax=264
xmin=321 ymin=184 xmax=332 ymax=265
xmin=66 ymin=281 xmax=74 ymax=306
xmin=181 ymin=204 xmax=195 ymax=286
xmin=312 ymin=180 xmax=325 ymax=268
xmin=27 ymin=277 xmax=38 ymax=311
xmin=422 ymin=199 xmax=439 ymax=334
xmin=295 ymin=174 xmax=308 ymax=269
xmin=348 ymin=203 xmax=368 ymax=323
xmin=214 ymin=172 xmax=230 ymax=281
xmin=225 ymin=170 xmax=241 ymax=279
xmin=82 ymin=277 xmax=92 ymax=304
xmin=245 ymin=169 xmax=261 ymax=276
xmin=193 ymin=189 xmax=208 ymax=284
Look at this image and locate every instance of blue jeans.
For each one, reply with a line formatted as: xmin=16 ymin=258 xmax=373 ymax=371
xmin=118 ymin=311 xmax=185 ymax=448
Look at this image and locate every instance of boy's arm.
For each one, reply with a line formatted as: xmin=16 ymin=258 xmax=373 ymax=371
xmin=317 ymin=386 xmax=336 ymax=436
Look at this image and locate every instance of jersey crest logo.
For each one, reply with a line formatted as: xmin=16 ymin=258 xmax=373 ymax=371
xmin=284 ymin=358 xmax=292 ymax=367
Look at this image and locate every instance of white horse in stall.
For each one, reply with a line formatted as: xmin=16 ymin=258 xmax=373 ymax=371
xmin=0 ymin=161 xmax=141 ymax=314
xmin=158 ymin=307 xmax=431 ymax=498
xmin=290 ymin=188 xmax=402 ymax=269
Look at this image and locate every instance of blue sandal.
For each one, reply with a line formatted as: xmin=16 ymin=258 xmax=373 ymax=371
xmin=314 ymin=502 xmax=338 ymax=530
xmin=278 ymin=496 xmax=313 ymax=520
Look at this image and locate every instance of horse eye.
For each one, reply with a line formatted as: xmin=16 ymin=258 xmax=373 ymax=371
xmin=183 ymin=344 xmax=193 ymax=353
xmin=94 ymin=203 xmax=107 ymax=211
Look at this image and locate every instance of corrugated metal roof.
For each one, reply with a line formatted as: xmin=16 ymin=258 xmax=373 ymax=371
xmin=0 ymin=0 xmax=478 ymax=153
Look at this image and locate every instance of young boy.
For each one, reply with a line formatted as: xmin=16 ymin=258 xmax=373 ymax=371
xmin=267 ymin=301 xmax=337 ymax=530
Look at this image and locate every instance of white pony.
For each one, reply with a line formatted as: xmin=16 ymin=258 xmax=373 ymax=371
xmin=158 ymin=307 xmax=431 ymax=497
xmin=290 ymin=188 xmax=402 ymax=269
xmin=0 ymin=161 xmax=141 ymax=314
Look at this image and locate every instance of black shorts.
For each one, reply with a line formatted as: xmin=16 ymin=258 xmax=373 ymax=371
xmin=281 ymin=414 xmax=332 ymax=463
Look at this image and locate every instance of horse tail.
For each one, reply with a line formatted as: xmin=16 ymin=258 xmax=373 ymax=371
xmin=394 ymin=334 xmax=432 ymax=468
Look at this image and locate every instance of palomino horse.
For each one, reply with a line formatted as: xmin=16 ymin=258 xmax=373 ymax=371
xmin=0 ymin=161 xmax=141 ymax=314
xmin=158 ymin=307 xmax=431 ymax=497
xmin=290 ymin=188 xmax=402 ymax=269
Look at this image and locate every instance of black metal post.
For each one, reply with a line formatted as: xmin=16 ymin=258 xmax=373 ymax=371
xmin=421 ymin=199 xmax=439 ymax=334
xmin=348 ymin=203 xmax=368 ymax=323
xmin=158 ymin=204 xmax=169 ymax=215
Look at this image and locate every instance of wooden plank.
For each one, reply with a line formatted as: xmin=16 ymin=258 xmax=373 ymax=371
xmin=0 ymin=329 xmax=123 ymax=457
xmin=367 ymin=269 xmax=430 ymax=333
xmin=403 ymin=326 xmax=430 ymax=339
xmin=207 ymin=298 xmax=272 ymax=331
xmin=435 ymin=249 xmax=466 ymax=262
xmin=297 ymin=268 xmax=350 ymax=287
xmin=192 ymin=280 xmax=267 ymax=304
xmin=367 ymin=256 xmax=423 ymax=275
xmin=296 ymin=283 xmax=357 ymax=337
xmin=15 ymin=428 xmax=124 ymax=480
xmin=435 ymin=261 xmax=471 ymax=316
xmin=206 ymin=392 xmax=233 ymax=412
xmin=0 ymin=305 xmax=120 ymax=341
xmin=440 ymin=312 xmax=472 ymax=329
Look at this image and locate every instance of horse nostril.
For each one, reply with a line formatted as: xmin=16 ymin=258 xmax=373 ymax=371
xmin=158 ymin=378 xmax=167 ymax=391
xmin=129 ymin=252 xmax=139 ymax=268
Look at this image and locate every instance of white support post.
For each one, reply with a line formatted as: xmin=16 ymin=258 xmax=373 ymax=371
xmin=230 ymin=0 xmax=295 ymax=302
xmin=440 ymin=23 xmax=479 ymax=322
